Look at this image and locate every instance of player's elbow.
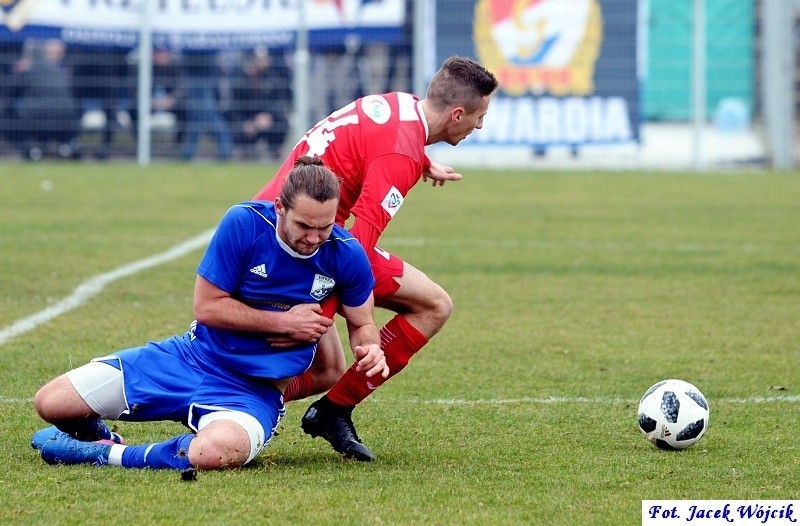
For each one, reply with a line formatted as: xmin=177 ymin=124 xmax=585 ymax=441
xmin=192 ymin=298 xmax=216 ymax=326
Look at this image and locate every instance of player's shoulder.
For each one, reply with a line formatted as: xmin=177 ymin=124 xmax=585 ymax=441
xmin=226 ymin=200 xmax=278 ymax=227
xmin=325 ymin=225 xmax=364 ymax=254
xmin=323 ymin=227 xmax=369 ymax=271
xmin=357 ymin=92 xmax=421 ymax=125
xmin=232 ymin=200 xmax=275 ymax=215
xmin=328 ymin=224 xmax=359 ymax=243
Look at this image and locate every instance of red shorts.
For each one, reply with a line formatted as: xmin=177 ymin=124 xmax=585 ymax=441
xmin=368 ymin=246 xmax=404 ymax=299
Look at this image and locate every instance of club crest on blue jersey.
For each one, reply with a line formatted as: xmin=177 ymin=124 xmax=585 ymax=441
xmin=310 ymin=274 xmax=335 ymax=301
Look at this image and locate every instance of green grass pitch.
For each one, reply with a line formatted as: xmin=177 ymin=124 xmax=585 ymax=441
xmin=1 ymin=162 xmax=798 ymax=525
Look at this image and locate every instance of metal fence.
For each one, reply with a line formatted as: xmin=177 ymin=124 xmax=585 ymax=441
xmin=0 ymin=0 xmax=797 ymax=169
xmin=0 ymin=38 xmax=410 ymax=162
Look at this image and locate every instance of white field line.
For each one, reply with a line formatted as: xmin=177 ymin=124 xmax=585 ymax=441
xmin=383 ymin=237 xmax=800 ymax=254
xmin=378 ymin=395 xmax=800 ymax=406
xmin=2 ymin=394 xmax=799 ymax=406
xmin=0 ymin=228 xmax=215 ymax=347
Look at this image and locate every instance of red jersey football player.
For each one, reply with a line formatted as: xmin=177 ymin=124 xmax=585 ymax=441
xmin=253 ymin=55 xmax=499 ymax=461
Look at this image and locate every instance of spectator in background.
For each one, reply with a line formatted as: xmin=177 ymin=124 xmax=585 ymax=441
xmin=0 ymin=40 xmax=25 ymax=153
xmin=384 ymin=0 xmax=413 ymax=94
xmin=309 ymin=35 xmax=361 ymax=123
xmin=352 ymin=0 xmax=413 ymax=99
xmin=230 ymin=47 xmax=292 ymax=160
xmin=357 ymin=42 xmax=392 ymax=98
xmin=9 ymin=39 xmax=82 ymax=160
xmin=128 ymin=46 xmax=186 ymax=145
xmin=70 ymin=47 xmax=129 ymax=159
xmin=179 ymin=50 xmax=234 ymax=161
xmin=353 ymin=0 xmax=413 ymax=99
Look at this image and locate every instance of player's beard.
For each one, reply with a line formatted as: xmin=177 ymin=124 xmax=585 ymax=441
xmin=292 ymin=240 xmax=320 ymax=256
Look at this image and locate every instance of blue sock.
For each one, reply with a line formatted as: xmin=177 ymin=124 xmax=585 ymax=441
xmin=117 ymin=434 xmax=194 ymax=471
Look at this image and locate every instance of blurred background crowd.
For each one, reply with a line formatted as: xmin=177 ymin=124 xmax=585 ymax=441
xmin=1 ymin=0 xmax=797 ymax=169
xmin=0 ymin=37 xmax=411 ymax=162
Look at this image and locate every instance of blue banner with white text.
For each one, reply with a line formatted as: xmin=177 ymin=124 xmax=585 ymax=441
xmin=0 ymin=0 xmax=405 ymax=50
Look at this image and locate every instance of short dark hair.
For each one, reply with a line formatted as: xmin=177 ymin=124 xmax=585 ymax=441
xmin=280 ymin=156 xmax=340 ymax=209
xmin=426 ymin=56 xmax=499 ymax=113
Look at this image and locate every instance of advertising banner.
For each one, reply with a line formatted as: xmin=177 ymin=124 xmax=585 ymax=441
xmin=0 ymin=0 xmax=405 ymax=50
xmin=437 ymin=0 xmax=639 ymax=147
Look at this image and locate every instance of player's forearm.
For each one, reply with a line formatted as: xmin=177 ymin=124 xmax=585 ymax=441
xmin=347 ymin=322 xmax=381 ymax=351
xmin=346 ymin=320 xmax=389 ymax=378
xmin=342 ymin=297 xmax=379 ymax=349
xmin=194 ymin=296 xmax=286 ymax=334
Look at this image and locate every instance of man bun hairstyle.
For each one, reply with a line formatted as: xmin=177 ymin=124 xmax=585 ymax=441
xmin=426 ymin=55 xmax=499 ymax=113
xmin=280 ymin=155 xmax=341 ymax=209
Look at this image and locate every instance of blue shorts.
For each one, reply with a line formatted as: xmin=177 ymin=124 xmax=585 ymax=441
xmin=97 ymin=332 xmax=284 ymax=437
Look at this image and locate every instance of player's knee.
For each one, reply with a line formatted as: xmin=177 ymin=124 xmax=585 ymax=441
xmin=33 ymin=377 xmax=72 ymax=421
xmin=307 ymin=329 xmax=346 ymax=393
xmin=192 ymin=411 xmax=266 ymax=470
xmin=189 ymin=425 xmax=250 ymax=470
xmin=33 ymin=384 xmax=56 ymax=421
xmin=314 ymin=364 xmax=345 ymax=392
xmin=428 ymin=286 xmax=454 ymax=328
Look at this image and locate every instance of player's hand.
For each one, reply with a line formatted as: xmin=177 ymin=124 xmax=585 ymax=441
xmin=269 ymin=304 xmax=333 ymax=347
xmin=422 ymin=160 xmax=463 ymax=187
xmin=353 ymin=344 xmax=389 ymax=379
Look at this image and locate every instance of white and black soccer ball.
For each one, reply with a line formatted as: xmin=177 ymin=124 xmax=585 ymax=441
xmin=637 ymin=379 xmax=710 ymax=450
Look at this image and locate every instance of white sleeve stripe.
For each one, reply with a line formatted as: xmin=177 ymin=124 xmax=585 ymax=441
xmin=239 ymin=204 xmax=277 ymax=230
xmin=328 ymin=235 xmax=360 ymax=244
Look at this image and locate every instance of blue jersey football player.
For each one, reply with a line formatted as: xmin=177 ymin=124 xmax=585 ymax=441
xmin=31 ymin=156 xmax=388 ymax=472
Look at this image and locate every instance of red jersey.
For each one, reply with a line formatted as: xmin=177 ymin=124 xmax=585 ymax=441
xmin=253 ymin=92 xmax=430 ymax=255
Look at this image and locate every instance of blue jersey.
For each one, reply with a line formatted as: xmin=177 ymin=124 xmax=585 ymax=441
xmin=191 ymin=201 xmax=374 ymax=380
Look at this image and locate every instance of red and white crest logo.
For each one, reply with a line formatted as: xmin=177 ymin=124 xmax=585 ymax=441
xmin=474 ymin=0 xmax=603 ymax=96
xmin=381 ymin=186 xmax=404 ymax=217
xmin=1 ymin=0 xmax=43 ymax=31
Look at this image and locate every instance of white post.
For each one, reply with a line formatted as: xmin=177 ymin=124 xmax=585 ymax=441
xmin=136 ymin=0 xmax=153 ymax=167
xmin=412 ymin=0 xmax=426 ymax=97
xmin=761 ymin=0 xmax=795 ymax=170
xmin=691 ymin=0 xmax=706 ymax=170
xmin=293 ymin=0 xmax=311 ymax=140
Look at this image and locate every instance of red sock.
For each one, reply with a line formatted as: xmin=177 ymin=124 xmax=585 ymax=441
xmin=283 ymin=371 xmax=314 ymax=403
xmin=327 ymin=315 xmax=429 ymax=407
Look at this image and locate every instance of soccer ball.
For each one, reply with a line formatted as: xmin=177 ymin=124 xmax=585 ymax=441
xmin=637 ymin=379 xmax=710 ymax=450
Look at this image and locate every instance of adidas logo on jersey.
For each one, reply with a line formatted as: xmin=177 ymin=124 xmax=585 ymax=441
xmin=250 ymin=264 xmax=268 ymax=278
